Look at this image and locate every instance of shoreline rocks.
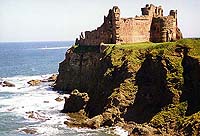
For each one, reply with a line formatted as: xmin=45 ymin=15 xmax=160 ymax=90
xmin=26 ymin=111 xmax=49 ymax=121
xmin=62 ymin=89 xmax=89 ymax=113
xmin=27 ymin=74 xmax=58 ymax=86
xmin=27 ymin=79 xmax=41 ymax=86
xmin=21 ymin=128 xmax=37 ymax=135
xmin=55 ymin=96 xmax=64 ymax=102
xmin=54 ymin=39 xmax=200 ymax=135
xmin=0 ymin=81 xmax=15 ymax=87
xmin=46 ymin=74 xmax=57 ymax=82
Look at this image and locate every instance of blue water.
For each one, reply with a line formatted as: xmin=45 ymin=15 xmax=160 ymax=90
xmin=0 ymin=41 xmax=72 ymax=136
xmin=0 ymin=41 xmax=73 ymax=77
xmin=0 ymin=41 xmax=126 ymax=136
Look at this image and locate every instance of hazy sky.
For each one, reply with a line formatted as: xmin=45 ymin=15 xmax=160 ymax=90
xmin=0 ymin=0 xmax=200 ymax=42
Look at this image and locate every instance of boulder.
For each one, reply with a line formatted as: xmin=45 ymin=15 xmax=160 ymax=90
xmin=62 ymin=89 xmax=89 ymax=113
xmin=130 ymin=125 xmax=162 ymax=136
xmin=26 ymin=111 xmax=49 ymax=121
xmin=85 ymin=115 xmax=104 ymax=129
xmin=27 ymin=80 xmax=41 ymax=86
xmin=47 ymin=74 xmax=57 ymax=82
xmin=131 ymin=126 xmax=152 ymax=136
xmin=2 ymin=81 xmax=15 ymax=87
xmin=55 ymin=96 xmax=64 ymax=102
xmin=0 ymin=78 xmax=3 ymax=85
xmin=21 ymin=128 xmax=37 ymax=134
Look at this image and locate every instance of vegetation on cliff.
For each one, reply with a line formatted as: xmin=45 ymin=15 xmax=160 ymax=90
xmin=54 ymin=38 xmax=200 ymax=135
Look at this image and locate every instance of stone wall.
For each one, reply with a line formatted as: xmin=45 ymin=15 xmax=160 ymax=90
xmin=75 ymin=7 xmax=116 ymax=46
xmin=118 ymin=17 xmax=152 ymax=43
xmin=75 ymin=4 xmax=182 ymax=46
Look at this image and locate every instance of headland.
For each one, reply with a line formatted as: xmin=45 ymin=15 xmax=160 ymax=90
xmin=54 ymin=4 xmax=200 ymax=136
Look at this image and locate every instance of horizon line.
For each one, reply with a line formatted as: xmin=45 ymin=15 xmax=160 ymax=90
xmin=0 ymin=40 xmax=75 ymax=43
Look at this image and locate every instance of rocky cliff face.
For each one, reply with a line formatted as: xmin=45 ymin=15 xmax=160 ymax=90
xmin=181 ymin=47 xmax=200 ymax=115
xmin=54 ymin=47 xmax=102 ymax=92
xmin=54 ymin=39 xmax=200 ymax=135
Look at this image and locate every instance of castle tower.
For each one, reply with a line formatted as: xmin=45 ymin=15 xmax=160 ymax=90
xmin=111 ymin=6 xmax=121 ymax=44
xmin=170 ymin=10 xmax=177 ymax=25
xmin=141 ymin=4 xmax=163 ymax=17
xmin=169 ymin=10 xmax=178 ymax=41
xmin=75 ymin=4 xmax=182 ymax=46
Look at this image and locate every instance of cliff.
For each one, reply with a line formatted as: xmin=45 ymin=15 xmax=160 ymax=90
xmin=54 ymin=39 xmax=200 ymax=135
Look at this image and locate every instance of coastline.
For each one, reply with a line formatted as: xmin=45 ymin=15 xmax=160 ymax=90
xmin=0 ymin=74 xmax=127 ymax=136
xmin=54 ymin=38 xmax=200 ymax=135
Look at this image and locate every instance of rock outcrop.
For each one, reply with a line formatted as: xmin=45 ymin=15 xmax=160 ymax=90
xmin=46 ymin=74 xmax=57 ymax=82
xmin=180 ymin=47 xmax=200 ymax=115
xmin=54 ymin=46 xmax=103 ymax=92
xmin=62 ymin=89 xmax=89 ymax=113
xmin=1 ymin=81 xmax=15 ymax=87
xmin=27 ymin=80 xmax=41 ymax=86
xmin=123 ymin=54 xmax=173 ymax=123
xmin=54 ymin=39 xmax=200 ymax=135
xmin=27 ymin=74 xmax=57 ymax=86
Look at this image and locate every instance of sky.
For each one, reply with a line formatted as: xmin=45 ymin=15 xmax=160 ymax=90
xmin=0 ymin=0 xmax=200 ymax=42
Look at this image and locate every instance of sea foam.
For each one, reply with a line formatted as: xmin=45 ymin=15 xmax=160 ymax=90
xmin=38 ymin=46 xmax=68 ymax=50
xmin=0 ymin=74 xmax=128 ymax=136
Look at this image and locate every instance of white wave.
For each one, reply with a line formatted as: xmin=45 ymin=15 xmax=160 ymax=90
xmin=0 ymin=74 xmax=128 ymax=136
xmin=38 ymin=47 xmax=68 ymax=50
xmin=113 ymin=126 xmax=129 ymax=136
xmin=0 ymin=74 xmax=54 ymax=92
xmin=0 ymin=74 xmax=63 ymax=113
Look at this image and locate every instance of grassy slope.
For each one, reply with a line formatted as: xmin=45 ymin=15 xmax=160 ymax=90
xmin=104 ymin=38 xmax=200 ymax=134
xmin=71 ymin=39 xmax=200 ymax=134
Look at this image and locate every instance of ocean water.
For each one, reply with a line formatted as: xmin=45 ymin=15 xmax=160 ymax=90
xmin=0 ymin=41 xmax=72 ymax=77
xmin=0 ymin=42 xmax=128 ymax=136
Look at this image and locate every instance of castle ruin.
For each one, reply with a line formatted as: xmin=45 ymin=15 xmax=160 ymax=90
xmin=75 ymin=4 xmax=182 ymax=46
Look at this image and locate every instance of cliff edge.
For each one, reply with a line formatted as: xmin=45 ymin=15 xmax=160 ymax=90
xmin=54 ymin=39 xmax=200 ymax=135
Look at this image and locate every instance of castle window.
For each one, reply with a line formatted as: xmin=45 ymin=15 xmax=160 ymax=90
xmin=114 ymin=8 xmax=118 ymax=12
xmin=152 ymin=26 xmax=156 ymax=31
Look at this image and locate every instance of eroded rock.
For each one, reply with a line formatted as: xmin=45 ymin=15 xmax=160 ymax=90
xmin=55 ymin=96 xmax=64 ymax=102
xmin=27 ymin=80 xmax=41 ymax=86
xmin=62 ymin=89 xmax=89 ymax=113
xmin=21 ymin=128 xmax=37 ymax=135
xmin=26 ymin=111 xmax=49 ymax=121
xmin=47 ymin=74 xmax=57 ymax=82
xmin=2 ymin=81 xmax=15 ymax=87
xmin=84 ymin=115 xmax=104 ymax=129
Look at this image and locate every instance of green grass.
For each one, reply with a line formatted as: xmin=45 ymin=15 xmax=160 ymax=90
xmin=177 ymin=38 xmax=200 ymax=58
xmin=108 ymin=38 xmax=199 ymax=89
xmin=73 ymin=45 xmax=100 ymax=53
xmin=150 ymin=102 xmax=187 ymax=129
xmin=103 ymin=39 xmax=186 ymax=86
xmin=68 ymin=38 xmax=200 ymax=133
xmin=104 ymin=38 xmax=200 ymax=132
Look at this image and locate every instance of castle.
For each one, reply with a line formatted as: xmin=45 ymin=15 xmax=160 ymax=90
xmin=75 ymin=4 xmax=182 ymax=46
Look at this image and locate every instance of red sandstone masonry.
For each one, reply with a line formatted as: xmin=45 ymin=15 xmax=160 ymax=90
xmin=75 ymin=4 xmax=182 ymax=46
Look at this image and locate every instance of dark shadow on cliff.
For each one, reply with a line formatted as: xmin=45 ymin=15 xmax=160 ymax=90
xmin=123 ymin=54 xmax=173 ymax=123
xmin=180 ymin=47 xmax=200 ymax=116
xmin=54 ymin=46 xmax=133 ymax=117
xmin=54 ymin=46 xmax=103 ymax=93
xmin=85 ymin=55 xmax=132 ymax=118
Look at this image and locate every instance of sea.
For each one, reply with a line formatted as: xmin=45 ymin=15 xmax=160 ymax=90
xmin=0 ymin=41 xmax=128 ymax=136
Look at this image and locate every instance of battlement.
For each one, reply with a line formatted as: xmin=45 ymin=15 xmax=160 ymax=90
xmin=141 ymin=4 xmax=163 ymax=17
xmin=75 ymin=4 xmax=182 ymax=46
